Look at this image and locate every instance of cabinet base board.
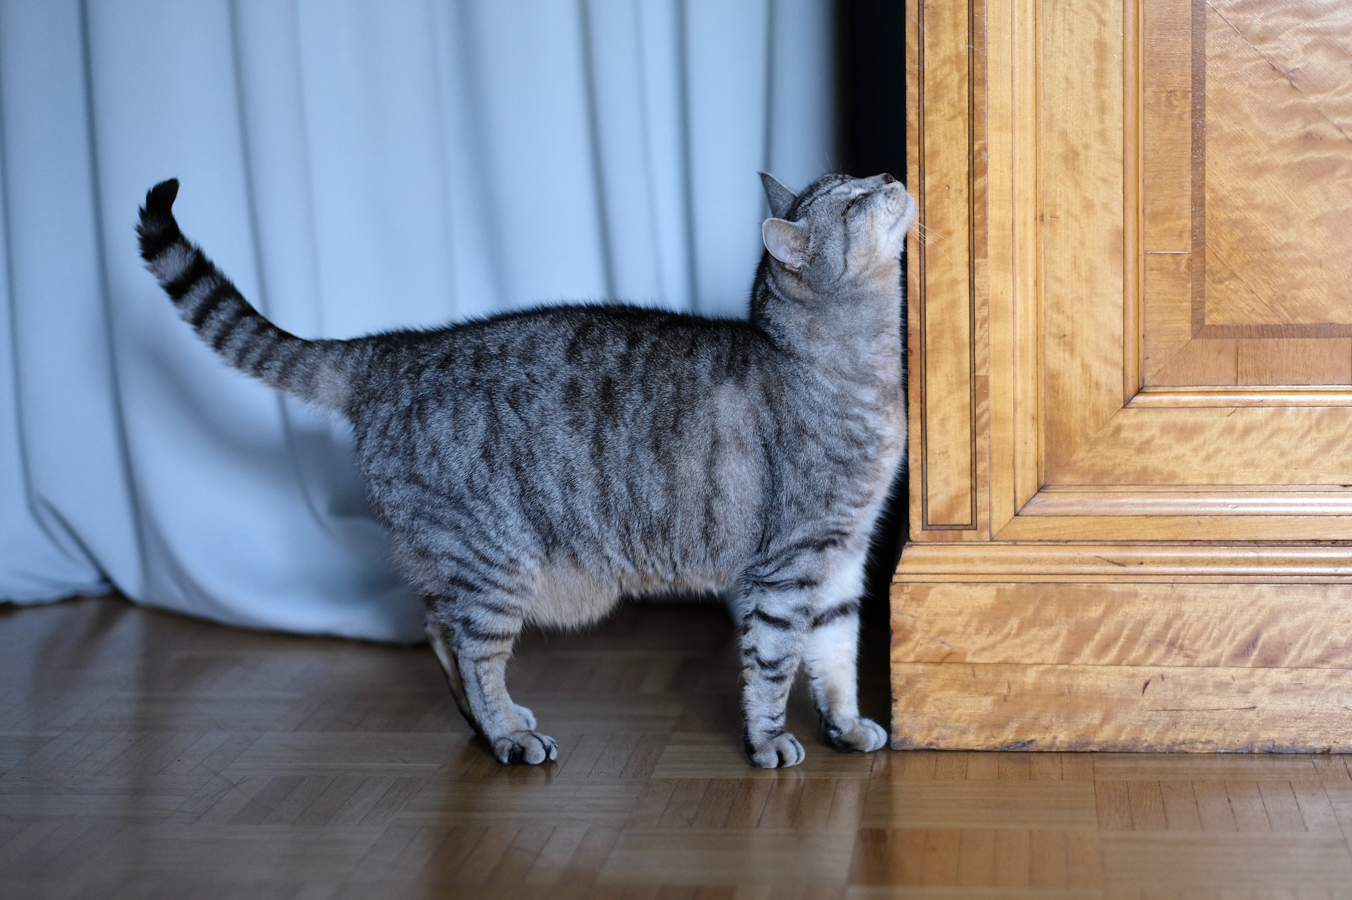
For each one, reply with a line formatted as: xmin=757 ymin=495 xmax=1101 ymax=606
xmin=890 ymin=581 xmax=1352 ymax=752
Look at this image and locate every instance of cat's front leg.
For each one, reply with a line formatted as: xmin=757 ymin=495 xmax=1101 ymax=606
xmin=802 ymin=598 xmax=887 ymax=754
xmin=737 ymin=592 xmax=810 ymax=768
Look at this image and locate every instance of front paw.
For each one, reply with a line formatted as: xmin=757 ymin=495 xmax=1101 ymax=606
xmin=747 ymin=731 xmax=806 ymax=768
xmin=822 ymin=716 xmax=888 ymax=754
xmin=512 ymin=703 xmax=537 ymax=730
xmin=492 ymin=730 xmax=559 ymax=765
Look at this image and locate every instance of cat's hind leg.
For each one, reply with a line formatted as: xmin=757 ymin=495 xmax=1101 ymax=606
xmin=424 ymin=594 xmax=558 ymax=765
xmin=801 ymin=557 xmax=887 ymax=754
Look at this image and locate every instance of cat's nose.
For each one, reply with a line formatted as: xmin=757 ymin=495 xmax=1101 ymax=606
xmin=881 ymin=173 xmax=896 ymax=183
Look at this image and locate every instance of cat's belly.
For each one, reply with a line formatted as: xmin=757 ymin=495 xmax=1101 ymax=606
xmin=524 ymin=559 xmax=735 ymax=629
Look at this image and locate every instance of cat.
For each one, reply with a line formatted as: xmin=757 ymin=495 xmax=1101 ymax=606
xmin=137 ymin=171 xmax=914 ymax=767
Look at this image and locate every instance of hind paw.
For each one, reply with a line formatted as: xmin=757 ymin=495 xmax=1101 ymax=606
xmin=747 ymin=731 xmax=806 ymax=768
xmin=823 ymin=716 xmax=888 ymax=754
xmin=493 ymin=730 xmax=559 ymax=765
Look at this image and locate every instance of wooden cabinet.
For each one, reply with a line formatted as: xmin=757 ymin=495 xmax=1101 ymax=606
xmin=894 ymin=0 xmax=1352 ymax=750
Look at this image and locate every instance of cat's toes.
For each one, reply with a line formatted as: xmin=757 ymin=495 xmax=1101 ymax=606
xmin=492 ymin=730 xmax=559 ymax=765
xmin=512 ymin=703 xmax=537 ymax=730
xmin=823 ymin=716 xmax=888 ymax=754
xmin=747 ymin=731 xmax=806 ymax=768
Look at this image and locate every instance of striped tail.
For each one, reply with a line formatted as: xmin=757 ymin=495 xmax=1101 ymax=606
xmin=137 ymin=179 xmax=356 ymax=414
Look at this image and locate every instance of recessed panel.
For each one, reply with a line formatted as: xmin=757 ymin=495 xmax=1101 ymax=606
xmin=1143 ymin=0 xmax=1352 ymax=387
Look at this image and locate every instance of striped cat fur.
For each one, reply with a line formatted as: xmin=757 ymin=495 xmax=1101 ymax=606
xmin=137 ymin=172 xmax=914 ymax=767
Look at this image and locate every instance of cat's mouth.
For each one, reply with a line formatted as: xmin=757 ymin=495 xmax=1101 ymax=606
xmin=878 ymin=184 xmax=917 ymax=239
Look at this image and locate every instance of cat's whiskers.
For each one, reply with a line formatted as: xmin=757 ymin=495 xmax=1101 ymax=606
xmin=915 ymin=221 xmax=951 ymax=243
xmin=908 ymin=220 xmax=956 ymax=265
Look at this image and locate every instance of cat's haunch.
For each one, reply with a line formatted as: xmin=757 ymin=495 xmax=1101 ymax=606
xmin=138 ymin=171 xmax=915 ymax=768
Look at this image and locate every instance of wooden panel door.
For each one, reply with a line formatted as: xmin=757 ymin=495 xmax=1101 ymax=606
xmin=893 ymin=0 xmax=1352 ymax=750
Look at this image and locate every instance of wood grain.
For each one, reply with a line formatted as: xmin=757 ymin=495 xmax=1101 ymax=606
xmin=1201 ymin=0 xmax=1352 ymax=333
xmin=1237 ymin=339 xmax=1352 ymax=386
xmin=1050 ymin=406 xmax=1352 ymax=486
xmin=892 ymin=582 xmax=1352 ymax=668
xmin=891 ymin=577 xmax=1352 ymax=754
xmin=895 ymin=542 xmax=1352 ymax=581
xmin=1141 ymin=91 xmax=1190 ymax=252
xmin=1020 ymin=488 xmax=1352 ymax=517
xmin=992 ymin=513 xmax=1352 ymax=542
xmin=13 ymin=595 xmax=1352 ymax=895
xmin=1037 ymin=0 xmax=1125 ymax=480
xmin=1143 ymin=0 xmax=1191 ymax=92
xmin=0 ymin=595 xmax=889 ymax=898
xmin=891 ymin=661 xmax=1352 ymax=752
xmin=1129 ymin=388 xmax=1352 ymax=407
xmin=900 ymin=0 xmax=1352 ymax=786
xmin=983 ymin=0 xmax=1042 ymax=535
xmin=1147 ymin=335 xmax=1238 ymax=386
xmin=913 ymin=0 xmax=977 ymax=530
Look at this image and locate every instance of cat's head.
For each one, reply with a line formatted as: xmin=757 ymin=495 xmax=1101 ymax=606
xmin=758 ymin=172 xmax=916 ymax=295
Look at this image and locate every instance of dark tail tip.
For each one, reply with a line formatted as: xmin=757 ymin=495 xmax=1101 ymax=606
xmin=145 ymin=178 xmax=180 ymax=215
xmin=137 ymin=178 xmax=182 ymax=262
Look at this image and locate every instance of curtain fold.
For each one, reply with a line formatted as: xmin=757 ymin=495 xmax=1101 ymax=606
xmin=0 ymin=0 xmax=834 ymax=642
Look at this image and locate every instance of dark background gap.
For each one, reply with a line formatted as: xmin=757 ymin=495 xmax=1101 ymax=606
xmin=835 ymin=0 xmax=908 ymax=720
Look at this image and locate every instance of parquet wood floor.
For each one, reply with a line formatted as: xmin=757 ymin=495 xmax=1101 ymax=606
xmin=3 ymin=596 xmax=1352 ymax=899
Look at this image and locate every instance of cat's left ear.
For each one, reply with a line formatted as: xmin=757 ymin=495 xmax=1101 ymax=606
xmin=759 ymin=172 xmax=798 ymax=219
xmin=762 ymin=218 xmax=809 ymax=270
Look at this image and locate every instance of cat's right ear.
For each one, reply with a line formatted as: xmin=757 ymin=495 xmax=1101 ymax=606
xmin=762 ymin=218 xmax=809 ymax=270
xmin=759 ymin=172 xmax=797 ymax=219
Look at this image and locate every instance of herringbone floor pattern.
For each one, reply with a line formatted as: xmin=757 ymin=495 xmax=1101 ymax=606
xmin=2 ymin=595 xmax=1352 ymax=898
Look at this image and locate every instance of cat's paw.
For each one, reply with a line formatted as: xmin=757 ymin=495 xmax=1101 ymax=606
xmin=492 ymin=730 xmax=559 ymax=765
xmin=747 ymin=731 xmax=806 ymax=768
xmin=513 ymin=703 xmax=537 ymax=730
xmin=822 ymin=716 xmax=888 ymax=754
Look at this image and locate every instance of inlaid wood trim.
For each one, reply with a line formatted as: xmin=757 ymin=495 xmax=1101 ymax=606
xmin=1189 ymin=0 xmax=1207 ymax=339
xmin=1195 ymin=323 xmax=1352 ymax=339
xmin=895 ymin=541 xmax=1352 ymax=582
xmin=1124 ymin=0 xmax=1145 ymax=404
xmin=1129 ymin=388 xmax=1352 ymax=407
xmin=1021 ymin=490 xmax=1352 ymax=518
xmin=992 ymin=515 xmax=1352 ymax=543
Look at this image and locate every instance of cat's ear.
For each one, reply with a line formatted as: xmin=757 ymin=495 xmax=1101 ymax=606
xmin=762 ymin=218 xmax=809 ymax=270
xmin=759 ymin=172 xmax=798 ymax=219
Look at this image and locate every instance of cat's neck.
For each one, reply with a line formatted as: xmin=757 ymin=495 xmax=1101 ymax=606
xmin=750 ymin=256 xmax=904 ymax=386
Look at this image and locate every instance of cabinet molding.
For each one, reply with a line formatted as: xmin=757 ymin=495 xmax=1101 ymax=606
xmin=895 ymin=542 xmax=1352 ymax=583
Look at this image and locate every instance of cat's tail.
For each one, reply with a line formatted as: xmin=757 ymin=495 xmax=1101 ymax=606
xmin=137 ymin=179 xmax=357 ymax=415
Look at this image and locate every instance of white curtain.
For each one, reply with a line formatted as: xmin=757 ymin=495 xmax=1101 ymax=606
xmin=0 ymin=0 xmax=834 ymax=641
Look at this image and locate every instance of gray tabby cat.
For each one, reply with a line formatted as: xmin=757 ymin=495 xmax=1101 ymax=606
xmin=137 ymin=171 xmax=914 ymax=768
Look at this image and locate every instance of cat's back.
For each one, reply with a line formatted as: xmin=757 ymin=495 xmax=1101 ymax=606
xmin=354 ymin=304 xmax=775 ymax=420
xmin=349 ymin=303 xmax=785 ymax=489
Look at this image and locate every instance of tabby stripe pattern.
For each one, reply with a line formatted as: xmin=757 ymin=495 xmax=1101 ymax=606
xmin=136 ymin=179 xmax=358 ymax=414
